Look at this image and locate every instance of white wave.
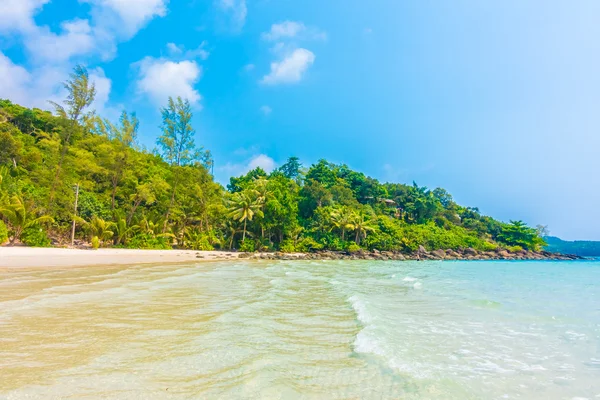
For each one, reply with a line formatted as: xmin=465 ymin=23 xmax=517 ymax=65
xmin=413 ymin=282 xmax=423 ymax=289
xmin=348 ymin=295 xmax=373 ymax=324
xmin=403 ymin=277 xmax=417 ymax=282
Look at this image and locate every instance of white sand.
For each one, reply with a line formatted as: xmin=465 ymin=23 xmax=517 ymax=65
xmin=0 ymin=247 xmax=241 ymax=268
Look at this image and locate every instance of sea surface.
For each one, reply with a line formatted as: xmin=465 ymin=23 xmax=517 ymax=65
xmin=0 ymin=260 xmax=599 ymax=399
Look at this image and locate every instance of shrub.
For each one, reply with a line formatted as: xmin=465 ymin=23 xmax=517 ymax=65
xmin=507 ymin=245 xmax=524 ymax=253
xmin=0 ymin=220 xmax=7 ymax=245
xmin=21 ymin=226 xmax=51 ymax=247
xmin=279 ymin=240 xmax=296 ymax=253
xmin=185 ymin=235 xmax=214 ymax=251
xmin=127 ymin=233 xmax=172 ymax=249
xmin=346 ymin=242 xmax=361 ymax=253
xmin=239 ymin=239 xmax=255 ymax=252
xmin=91 ymin=236 xmax=100 ymax=250
xmin=296 ymin=237 xmax=323 ymax=252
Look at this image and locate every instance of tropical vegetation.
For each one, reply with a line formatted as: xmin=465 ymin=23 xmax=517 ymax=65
xmin=0 ymin=66 xmax=547 ymax=252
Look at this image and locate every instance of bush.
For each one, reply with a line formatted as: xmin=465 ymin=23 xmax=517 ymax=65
xmin=296 ymin=236 xmax=323 ymax=252
xmin=185 ymin=235 xmax=214 ymax=251
xmin=0 ymin=220 xmax=7 ymax=245
xmin=507 ymin=245 xmax=524 ymax=253
xmin=239 ymin=239 xmax=255 ymax=252
xmin=279 ymin=240 xmax=296 ymax=253
xmin=346 ymin=242 xmax=361 ymax=253
xmin=91 ymin=236 xmax=100 ymax=249
xmin=127 ymin=233 xmax=172 ymax=250
xmin=21 ymin=226 xmax=51 ymax=247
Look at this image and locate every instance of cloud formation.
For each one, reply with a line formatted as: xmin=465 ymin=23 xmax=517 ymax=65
xmin=262 ymin=21 xmax=327 ymax=42
xmin=261 ymin=48 xmax=315 ymax=85
xmin=217 ymin=0 xmax=247 ymax=31
xmin=135 ymin=57 xmax=203 ymax=106
xmin=260 ymin=105 xmax=272 ymax=116
xmin=0 ymin=0 xmax=170 ymax=113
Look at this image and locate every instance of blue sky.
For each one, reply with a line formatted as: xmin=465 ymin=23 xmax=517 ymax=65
xmin=1 ymin=0 xmax=599 ymax=240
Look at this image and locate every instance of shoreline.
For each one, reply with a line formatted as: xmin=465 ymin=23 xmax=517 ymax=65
xmin=0 ymin=246 xmax=582 ymax=269
xmin=0 ymin=247 xmax=243 ymax=269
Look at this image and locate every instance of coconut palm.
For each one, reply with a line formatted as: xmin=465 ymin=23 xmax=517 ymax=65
xmin=0 ymin=195 xmax=54 ymax=245
xmin=223 ymin=220 xmax=246 ymax=249
xmin=227 ymin=190 xmax=264 ymax=241
xmin=329 ymin=207 xmax=354 ymax=241
xmin=112 ymin=213 xmax=139 ymax=246
xmin=351 ymin=213 xmax=377 ymax=245
xmin=85 ymin=216 xmax=115 ymax=246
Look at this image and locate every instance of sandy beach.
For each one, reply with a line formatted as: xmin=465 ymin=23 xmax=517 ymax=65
xmin=0 ymin=247 xmax=241 ymax=268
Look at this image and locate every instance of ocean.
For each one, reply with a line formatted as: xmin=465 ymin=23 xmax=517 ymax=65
xmin=0 ymin=260 xmax=598 ymax=399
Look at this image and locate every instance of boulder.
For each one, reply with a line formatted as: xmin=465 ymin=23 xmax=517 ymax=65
xmin=464 ymin=247 xmax=478 ymax=256
xmin=431 ymin=249 xmax=446 ymax=259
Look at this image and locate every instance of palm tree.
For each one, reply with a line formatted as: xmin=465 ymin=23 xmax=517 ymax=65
xmin=112 ymin=213 xmax=139 ymax=246
xmin=227 ymin=190 xmax=264 ymax=242
xmin=329 ymin=207 xmax=354 ymax=241
xmin=224 ymin=220 xmax=246 ymax=249
xmin=86 ymin=216 xmax=115 ymax=246
xmin=0 ymin=195 xmax=54 ymax=245
xmin=351 ymin=213 xmax=377 ymax=245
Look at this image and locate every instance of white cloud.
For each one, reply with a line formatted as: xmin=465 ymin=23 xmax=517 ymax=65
xmin=215 ymin=153 xmax=277 ymax=183
xmin=244 ymin=63 xmax=255 ymax=72
xmin=263 ymin=21 xmax=305 ymax=41
xmin=260 ymin=105 xmax=272 ymax=116
xmin=166 ymin=42 xmax=209 ymax=60
xmin=262 ymin=20 xmax=327 ymax=42
xmin=84 ymin=0 xmax=168 ymax=37
xmin=0 ymin=52 xmax=113 ymax=114
xmin=248 ymin=154 xmax=275 ymax=172
xmin=0 ymin=52 xmax=34 ymax=106
xmin=89 ymin=67 xmax=118 ymax=119
xmin=217 ymin=0 xmax=247 ymax=31
xmin=261 ymin=48 xmax=315 ymax=85
xmin=0 ymin=0 xmax=49 ymax=33
xmin=26 ymin=19 xmax=96 ymax=64
xmin=135 ymin=57 xmax=202 ymax=106
xmin=166 ymin=42 xmax=182 ymax=55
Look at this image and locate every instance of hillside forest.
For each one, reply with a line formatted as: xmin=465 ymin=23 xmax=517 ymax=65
xmin=0 ymin=66 xmax=547 ymax=253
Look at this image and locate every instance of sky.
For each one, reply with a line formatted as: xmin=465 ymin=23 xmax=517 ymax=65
xmin=0 ymin=0 xmax=599 ymax=240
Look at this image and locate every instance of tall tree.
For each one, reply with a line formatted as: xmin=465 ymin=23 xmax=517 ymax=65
xmin=48 ymin=65 xmax=96 ymax=207
xmin=157 ymin=97 xmax=197 ymax=167
xmin=97 ymin=111 xmax=139 ymax=209
xmin=279 ymin=156 xmax=302 ymax=180
xmin=156 ymin=97 xmax=197 ymax=231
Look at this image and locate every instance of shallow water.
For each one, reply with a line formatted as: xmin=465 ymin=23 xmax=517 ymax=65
xmin=0 ymin=260 xmax=599 ymax=399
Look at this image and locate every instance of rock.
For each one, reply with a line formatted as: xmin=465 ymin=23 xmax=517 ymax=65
xmin=418 ymin=245 xmax=427 ymax=254
xmin=464 ymin=248 xmax=478 ymax=256
xmin=431 ymin=249 xmax=446 ymax=259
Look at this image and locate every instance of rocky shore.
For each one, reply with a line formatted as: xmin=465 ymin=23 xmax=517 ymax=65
xmin=238 ymin=246 xmax=583 ymax=262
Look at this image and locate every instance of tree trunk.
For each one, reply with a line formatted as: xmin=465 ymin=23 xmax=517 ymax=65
xmin=127 ymin=198 xmax=142 ymax=225
xmin=163 ymin=177 xmax=178 ymax=233
xmin=342 ymin=229 xmax=345 ymax=241
xmin=243 ymin=219 xmax=247 ymax=241
xmin=110 ymin=178 xmax=118 ymax=210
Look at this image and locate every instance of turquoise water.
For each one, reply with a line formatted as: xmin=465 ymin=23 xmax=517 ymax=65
xmin=0 ymin=260 xmax=599 ymax=399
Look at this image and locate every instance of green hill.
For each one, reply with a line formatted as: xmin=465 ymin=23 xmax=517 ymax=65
xmin=0 ymin=67 xmax=547 ymax=253
xmin=544 ymin=237 xmax=600 ymax=257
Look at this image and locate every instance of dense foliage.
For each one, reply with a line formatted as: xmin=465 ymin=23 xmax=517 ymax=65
xmin=0 ymin=67 xmax=547 ymax=252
